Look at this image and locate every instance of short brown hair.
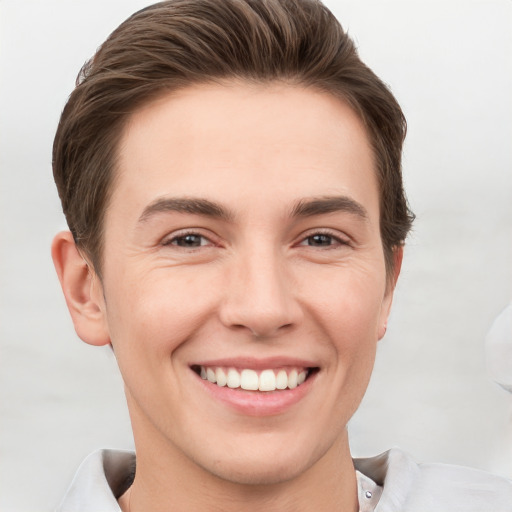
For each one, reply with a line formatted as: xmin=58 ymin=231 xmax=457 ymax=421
xmin=53 ymin=0 xmax=414 ymax=276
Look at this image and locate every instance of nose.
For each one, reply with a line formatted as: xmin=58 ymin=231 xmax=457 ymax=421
xmin=219 ymin=247 xmax=302 ymax=338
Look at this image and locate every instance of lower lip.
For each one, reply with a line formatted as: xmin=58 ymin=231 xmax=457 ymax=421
xmin=193 ymin=371 xmax=317 ymax=416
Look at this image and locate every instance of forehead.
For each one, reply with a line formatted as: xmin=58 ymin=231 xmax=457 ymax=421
xmin=111 ymin=82 xmax=378 ymax=224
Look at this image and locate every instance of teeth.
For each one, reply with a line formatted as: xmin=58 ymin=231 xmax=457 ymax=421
xmin=216 ymin=368 xmax=227 ymax=387
xmin=240 ymin=369 xmax=259 ymax=390
xmin=276 ymin=370 xmax=288 ymax=389
xmin=206 ymin=368 xmax=216 ymax=383
xmin=227 ymin=368 xmax=240 ymax=388
xmin=199 ymin=366 xmax=310 ymax=392
xmin=258 ymin=369 xmax=276 ymax=391
xmin=288 ymin=369 xmax=298 ymax=389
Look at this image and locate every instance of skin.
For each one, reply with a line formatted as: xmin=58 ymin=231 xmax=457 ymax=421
xmin=52 ymin=82 xmax=402 ymax=512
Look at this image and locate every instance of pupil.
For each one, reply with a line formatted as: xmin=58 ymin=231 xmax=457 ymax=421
xmin=178 ymin=235 xmax=201 ymax=247
xmin=310 ymin=234 xmax=331 ymax=246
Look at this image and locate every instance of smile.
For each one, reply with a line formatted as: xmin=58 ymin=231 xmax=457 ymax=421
xmin=194 ymin=366 xmax=312 ymax=392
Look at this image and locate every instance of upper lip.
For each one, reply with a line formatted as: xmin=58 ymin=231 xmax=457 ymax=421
xmin=190 ymin=356 xmax=320 ymax=370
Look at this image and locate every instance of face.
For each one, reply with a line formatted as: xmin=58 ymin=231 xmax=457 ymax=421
xmin=96 ymin=82 xmax=395 ymax=484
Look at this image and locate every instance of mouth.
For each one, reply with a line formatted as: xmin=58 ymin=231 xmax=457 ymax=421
xmin=191 ymin=365 xmax=319 ymax=392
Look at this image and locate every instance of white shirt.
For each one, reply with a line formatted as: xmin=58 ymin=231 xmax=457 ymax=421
xmin=56 ymin=448 xmax=512 ymax=511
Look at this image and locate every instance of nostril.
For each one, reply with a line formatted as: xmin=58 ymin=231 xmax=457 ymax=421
xmin=246 ymin=322 xmax=296 ymax=339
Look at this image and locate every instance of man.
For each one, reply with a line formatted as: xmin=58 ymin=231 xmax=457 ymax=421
xmin=51 ymin=0 xmax=512 ymax=510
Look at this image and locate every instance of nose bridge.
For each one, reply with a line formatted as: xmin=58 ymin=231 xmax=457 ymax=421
xmin=220 ymin=241 xmax=300 ymax=337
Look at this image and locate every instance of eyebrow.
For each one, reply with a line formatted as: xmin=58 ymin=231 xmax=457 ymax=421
xmin=138 ymin=195 xmax=368 ymax=224
xmin=138 ymin=197 xmax=234 ymax=223
xmin=291 ymin=196 xmax=368 ymax=221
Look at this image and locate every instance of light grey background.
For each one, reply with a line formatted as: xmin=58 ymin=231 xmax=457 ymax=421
xmin=1 ymin=1 xmax=511 ymax=510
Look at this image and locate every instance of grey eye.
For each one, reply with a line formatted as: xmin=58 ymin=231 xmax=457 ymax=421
xmin=306 ymin=234 xmax=334 ymax=246
xmin=172 ymin=234 xmax=206 ymax=247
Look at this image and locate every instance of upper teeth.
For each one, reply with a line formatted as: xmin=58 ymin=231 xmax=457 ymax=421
xmin=199 ymin=366 xmax=308 ymax=392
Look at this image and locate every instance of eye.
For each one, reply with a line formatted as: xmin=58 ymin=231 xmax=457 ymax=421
xmin=305 ymin=234 xmax=334 ymax=247
xmin=298 ymin=231 xmax=349 ymax=248
xmin=164 ymin=232 xmax=212 ymax=248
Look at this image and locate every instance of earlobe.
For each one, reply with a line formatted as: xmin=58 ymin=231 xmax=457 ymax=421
xmin=51 ymin=231 xmax=111 ymax=346
xmin=378 ymin=323 xmax=387 ymax=340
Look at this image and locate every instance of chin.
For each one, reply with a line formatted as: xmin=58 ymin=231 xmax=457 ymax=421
xmin=192 ymin=436 xmax=331 ymax=487
xmin=203 ymin=457 xmax=309 ymax=486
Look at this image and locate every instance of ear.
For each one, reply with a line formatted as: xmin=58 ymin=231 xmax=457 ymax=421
xmin=51 ymin=231 xmax=111 ymax=346
xmin=378 ymin=246 xmax=404 ymax=340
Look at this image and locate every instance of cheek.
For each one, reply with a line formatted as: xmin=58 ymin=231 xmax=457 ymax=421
xmin=105 ymin=267 xmax=221 ymax=357
xmin=303 ymin=267 xmax=386 ymax=341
